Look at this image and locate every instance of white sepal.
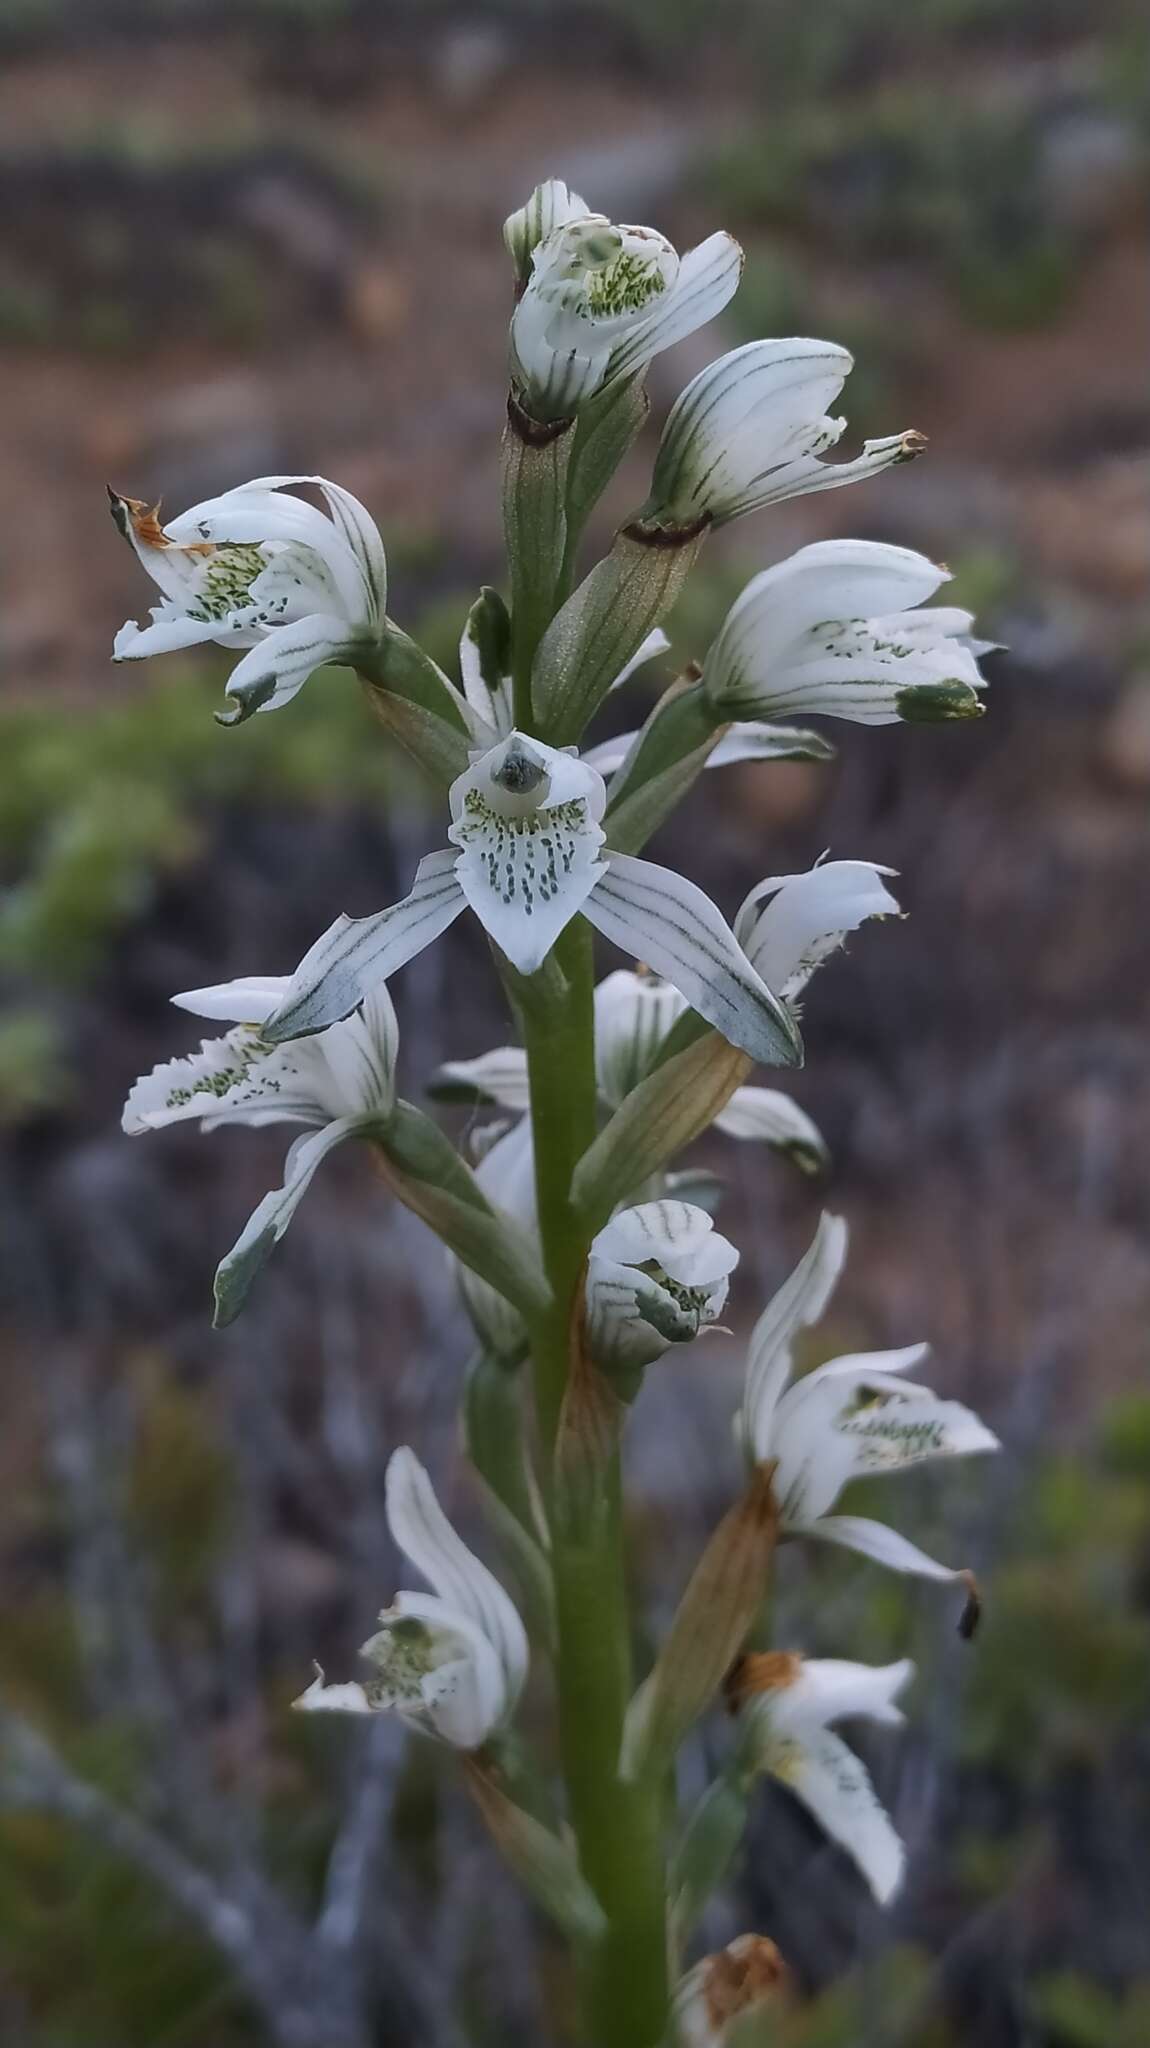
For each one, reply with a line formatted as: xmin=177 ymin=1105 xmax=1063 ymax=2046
xmin=171 ymin=975 xmax=291 ymax=1024
xmin=262 ymin=850 xmax=466 ymax=1043
xmin=735 ymin=859 xmax=900 ymax=1003
xmin=584 ymin=716 xmax=833 ymax=780
xmin=583 ymin=854 xmax=802 ymax=1068
xmin=585 ymin=1200 xmax=737 ymax=1373
xmin=650 ymin=337 xmax=923 ymax=527
xmin=741 ymin=1654 xmax=913 ymax=1903
xmin=435 ymin=1047 xmax=531 ymax=1113
xmin=703 ymin=539 xmax=988 ymax=725
xmin=295 ymin=1448 xmax=527 ymax=1751
xmin=714 ymin=1087 xmax=828 ymax=1175
xmin=456 ymin=1118 xmax=539 ymax=1359
xmin=799 ymin=1512 xmax=978 ymax=1587
xmin=448 ymin=733 xmax=608 ymax=975
xmin=214 ymin=1117 xmax=368 ymax=1326
xmin=742 ymin=1211 xmax=848 ymax=1463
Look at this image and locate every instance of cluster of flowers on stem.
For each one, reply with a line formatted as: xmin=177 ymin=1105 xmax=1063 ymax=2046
xmin=118 ymin=177 xmax=998 ymax=2047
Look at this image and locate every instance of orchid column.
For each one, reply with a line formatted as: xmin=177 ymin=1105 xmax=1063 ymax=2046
xmin=116 ymin=175 xmax=997 ymax=2048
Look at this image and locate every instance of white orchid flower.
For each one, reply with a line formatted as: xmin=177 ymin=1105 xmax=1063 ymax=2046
xmin=703 ymin=539 xmax=989 ymax=726
xmin=110 ymin=474 xmax=387 ymax=723
xmin=296 ymin=1447 xmax=528 ymax=1751
xmin=259 ymin=731 xmax=801 ymax=1070
xmin=672 ymin=1934 xmax=791 ymax=2047
xmin=506 ymin=181 xmax=743 ymax=421
xmin=731 ymin=1651 xmax=913 ymax=1904
xmin=585 ymin=1200 xmax=738 ymax=1375
xmin=648 ymin=338 xmax=925 ymax=530
xmin=734 ymin=859 xmax=901 ymax=1005
xmin=122 ymin=973 xmax=399 ymax=1324
xmin=742 ymin=1213 xmax=999 ymax=1598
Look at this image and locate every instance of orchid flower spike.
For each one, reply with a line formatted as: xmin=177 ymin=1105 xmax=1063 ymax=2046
xmin=585 ymin=1201 xmax=738 ymax=1379
xmin=257 ymin=730 xmax=801 ymax=1071
xmin=110 ymin=474 xmax=387 ymax=723
xmin=703 ymin=539 xmax=989 ymax=726
xmin=741 ymin=1213 xmax=999 ymax=1606
xmin=648 ymin=337 xmax=926 ymax=530
xmin=727 ymin=1650 xmax=914 ymax=1904
xmin=673 ymin=1934 xmax=792 ymax=2048
xmin=295 ymin=1448 xmax=528 ymax=1751
xmin=505 ymin=178 xmax=743 ymax=422
xmin=122 ymin=974 xmax=399 ymax=1325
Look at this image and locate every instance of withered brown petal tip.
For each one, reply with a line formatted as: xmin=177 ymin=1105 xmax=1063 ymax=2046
xmin=957 ymin=1570 xmax=982 ymax=1641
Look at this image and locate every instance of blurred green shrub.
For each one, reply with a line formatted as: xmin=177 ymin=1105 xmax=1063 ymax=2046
xmin=0 ymin=654 xmax=448 ymax=994
xmin=703 ymin=89 xmax=1082 ymax=330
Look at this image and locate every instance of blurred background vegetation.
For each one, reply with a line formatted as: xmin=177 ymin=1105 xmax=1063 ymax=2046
xmin=0 ymin=1 xmax=1148 ymax=2042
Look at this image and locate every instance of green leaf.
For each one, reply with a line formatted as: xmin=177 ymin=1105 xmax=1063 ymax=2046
xmin=572 ymin=1030 xmax=752 ymax=1231
xmin=532 ymin=528 xmax=706 ymax=747
xmin=670 ymin=1768 xmax=752 ymax=1945
xmin=372 ymin=1103 xmax=552 ymax=1325
xmin=464 ymin=1756 xmax=607 ymax=1945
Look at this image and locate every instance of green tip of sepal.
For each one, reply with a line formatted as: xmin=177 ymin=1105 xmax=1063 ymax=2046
xmin=897 ymin=681 xmax=985 ymax=724
xmin=786 ymin=1138 xmax=831 ymax=1179
xmin=212 ymin=1225 xmax=278 ymax=1327
xmin=215 ymin=674 xmax=278 ymax=727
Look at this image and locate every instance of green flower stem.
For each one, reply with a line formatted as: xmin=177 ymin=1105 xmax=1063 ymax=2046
xmin=520 ymin=916 xmax=671 ymax=2048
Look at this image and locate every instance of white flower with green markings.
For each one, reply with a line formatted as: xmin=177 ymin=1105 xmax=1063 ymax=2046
xmin=742 ymin=1213 xmax=999 ymax=1599
xmin=732 ymin=1651 xmax=914 ymax=1904
xmin=703 ymin=539 xmax=989 ymax=726
xmin=122 ymin=973 xmax=399 ymax=1325
xmin=648 ymin=337 xmax=926 ymax=530
xmin=296 ymin=1447 xmax=528 ymax=1751
xmin=255 ymin=730 xmax=802 ymax=1070
xmin=506 ymin=179 xmax=743 ymax=422
xmin=110 ymin=474 xmax=387 ymax=723
xmin=585 ymin=1200 xmax=738 ymax=1376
